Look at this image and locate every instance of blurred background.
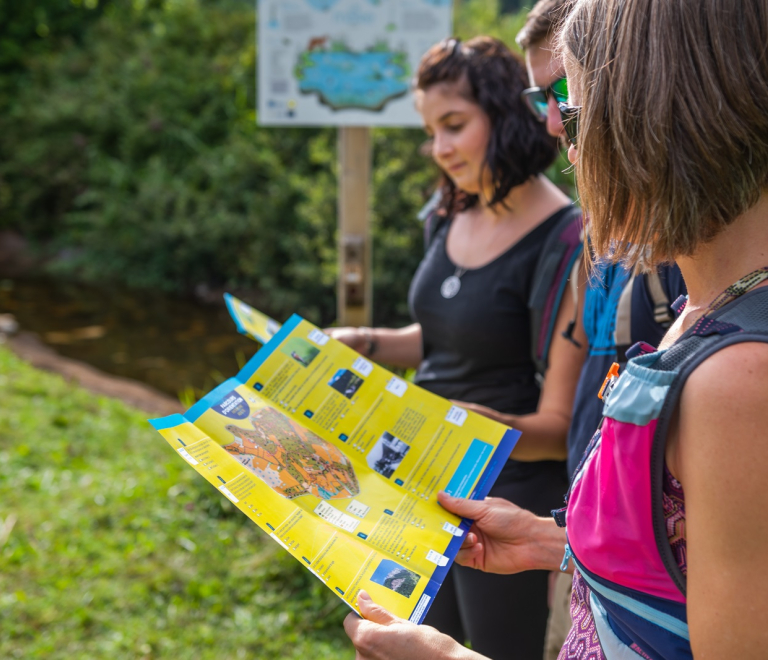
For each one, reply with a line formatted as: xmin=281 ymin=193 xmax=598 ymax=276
xmin=0 ymin=2 xmax=572 ymax=658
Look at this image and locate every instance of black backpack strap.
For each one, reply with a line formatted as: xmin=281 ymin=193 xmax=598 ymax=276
xmin=418 ymin=189 xmax=446 ymax=253
xmin=528 ymin=205 xmax=585 ymax=380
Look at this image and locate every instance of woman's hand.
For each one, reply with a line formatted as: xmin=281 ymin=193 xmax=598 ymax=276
xmin=325 ymin=327 xmax=368 ymax=353
xmin=323 ymin=323 xmax=424 ymax=369
xmin=437 ymin=491 xmax=567 ymax=574
xmin=450 ymin=400 xmax=514 ymax=426
xmin=344 ymin=591 xmax=482 ymax=660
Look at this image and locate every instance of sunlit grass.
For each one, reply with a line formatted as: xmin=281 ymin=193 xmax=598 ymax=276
xmin=0 ymin=347 xmax=351 ymax=659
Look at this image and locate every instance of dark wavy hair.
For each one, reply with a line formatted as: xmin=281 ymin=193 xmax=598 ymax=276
xmin=416 ymin=36 xmax=559 ymax=217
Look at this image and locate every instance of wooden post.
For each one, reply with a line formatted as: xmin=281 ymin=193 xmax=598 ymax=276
xmin=337 ymin=126 xmax=372 ymax=327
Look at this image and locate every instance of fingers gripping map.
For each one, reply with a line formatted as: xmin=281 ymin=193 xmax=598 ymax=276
xmin=150 ymin=315 xmax=519 ymax=623
xmin=258 ymin=0 xmax=453 ymax=126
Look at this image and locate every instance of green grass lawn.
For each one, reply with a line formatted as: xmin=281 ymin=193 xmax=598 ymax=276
xmin=0 ymin=347 xmax=352 ymax=659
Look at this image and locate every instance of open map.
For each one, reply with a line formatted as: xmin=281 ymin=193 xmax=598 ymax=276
xmin=258 ymin=0 xmax=452 ymax=126
xmin=224 ymin=406 xmax=359 ymax=500
xmin=151 ymin=314 xmax=518 ymax=623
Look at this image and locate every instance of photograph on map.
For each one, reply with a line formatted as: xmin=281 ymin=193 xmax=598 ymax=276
xmin=370 ymin=559 xmax=420 ymax=598
xmin=280 ymin=336 xmax=320 ymax=367
xmin=366 ymin=431 xmax=410 ymax=479
xmin=328 ymin=368 xmax=364 ymax=399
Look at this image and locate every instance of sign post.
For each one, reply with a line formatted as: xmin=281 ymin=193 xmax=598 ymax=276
xmin=337 ymin=126 xmax=372 ymax=326
xmin=257 ymin=0 xmax=452 ymax=325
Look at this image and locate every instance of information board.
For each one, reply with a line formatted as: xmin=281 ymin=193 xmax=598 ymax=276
xmin=257 ymin=0 xmax=453 ymax=127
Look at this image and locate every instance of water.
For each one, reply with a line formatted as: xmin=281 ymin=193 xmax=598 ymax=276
xmin=0 ymin=277 xmax=260 ymax=399
xmin=297 ymin=51 xmax=409 ymax=111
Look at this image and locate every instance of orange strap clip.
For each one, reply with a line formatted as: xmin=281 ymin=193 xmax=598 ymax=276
xmin=598 ymin=362 xmax=621 ymax=400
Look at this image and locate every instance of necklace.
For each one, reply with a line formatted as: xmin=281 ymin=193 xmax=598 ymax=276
xmin=440 ymin=267 xmax=467 ymax=299
xmin=439 ymin=210 xmax=502 ymax=300
xmin=706 ymin=266 xmax=768 ymax=312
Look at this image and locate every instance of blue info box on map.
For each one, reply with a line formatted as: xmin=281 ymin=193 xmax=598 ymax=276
xmin=444 ymin=439 xmax=494 ymax=499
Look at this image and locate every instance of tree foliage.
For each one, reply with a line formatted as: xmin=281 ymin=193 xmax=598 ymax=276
xmin=0 ymin=0 xmax=572 ymax=326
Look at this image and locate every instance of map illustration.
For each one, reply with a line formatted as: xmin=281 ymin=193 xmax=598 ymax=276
xmin=294 ymin=40 xmax=410 ymax=112
xmin=223 ymin=406 xmax=359 ymax=500
xmin=258 ymin=0 xmax=451 ymax=126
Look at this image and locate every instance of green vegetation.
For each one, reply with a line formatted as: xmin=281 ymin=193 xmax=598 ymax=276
xmin=0 ymin=347 xmax=351 ymax=658
xmin=0 ymin=0 xmax=572 ymax=328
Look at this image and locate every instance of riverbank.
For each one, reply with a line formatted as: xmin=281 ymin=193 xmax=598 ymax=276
xmin=5 ymin=330 xmax=183 ymax=416
xmin=0 ymin=346 xmax=350 ymax=659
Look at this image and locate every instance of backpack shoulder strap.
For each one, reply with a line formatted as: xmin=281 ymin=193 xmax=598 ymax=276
xmin=615 ymin=270 xmax=674 ymax=362
xmin=418 ymin=189 xmax=446 ymax=253
xmin=649 ymin=288 xmax=768 ymax=597
xmin=529 ymin=205 xmax=585 ymax=380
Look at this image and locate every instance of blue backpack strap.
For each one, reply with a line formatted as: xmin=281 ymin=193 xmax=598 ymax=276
xmin=649 ymin=288 xmax=768 ymax=597
xmin=528 ymin=205 xmax=584 ymax=379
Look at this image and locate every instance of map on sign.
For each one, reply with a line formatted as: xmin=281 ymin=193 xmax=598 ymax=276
xmin=258 ymin=0 xmax=452 ymax=126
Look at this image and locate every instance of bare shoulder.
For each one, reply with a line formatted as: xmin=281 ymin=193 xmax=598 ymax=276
xmin=682 ymin=340 xmax=768 ymax=407
xmin=678 ymin=341 xmax=768 ymax=478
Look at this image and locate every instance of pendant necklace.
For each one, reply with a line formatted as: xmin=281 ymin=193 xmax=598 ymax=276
xmin=440 ymin=267 xmax=467 ymax=299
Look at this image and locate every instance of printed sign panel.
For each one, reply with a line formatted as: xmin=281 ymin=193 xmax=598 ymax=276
xmin=258 ymin=0 xmax=453 ymax=126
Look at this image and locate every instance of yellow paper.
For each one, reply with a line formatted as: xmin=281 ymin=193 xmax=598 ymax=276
xmin=224 ymin=293 xmax=281 ymax=344
xmin=150 ymin=314 xmax=519 ymax=622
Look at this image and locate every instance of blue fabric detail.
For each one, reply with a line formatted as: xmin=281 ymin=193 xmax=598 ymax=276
xmin=584 ymin=262 xmax=631 ymax=357
xmin=577 ymin=566 xmax=690 ymax=641
xmin=566 ymin=262 xmax=684 ymax=477
xmin=590 ymin=592 xmax=648 ymax=660
xmin=602 ymin=353 xmax=677 ymax=425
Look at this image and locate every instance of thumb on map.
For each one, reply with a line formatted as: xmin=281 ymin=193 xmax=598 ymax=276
xmin=437 ymin=490 xmax=488 ymax=520
xmin=357 ymin=591 xmax=399 ymax=626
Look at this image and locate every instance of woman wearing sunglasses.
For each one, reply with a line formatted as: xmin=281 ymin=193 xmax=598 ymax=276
xmin=343 ymin=0 xmax=768 ymax=658
xmin=329 ymin=36 xmax=587 ymax=659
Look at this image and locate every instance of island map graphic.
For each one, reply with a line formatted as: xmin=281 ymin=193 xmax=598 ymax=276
xmin=294 ymin=39 xmax=410 ymax=112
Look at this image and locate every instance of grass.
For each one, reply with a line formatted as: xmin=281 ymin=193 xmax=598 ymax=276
xmin=0 ymin=347 xmax=352 ymax=659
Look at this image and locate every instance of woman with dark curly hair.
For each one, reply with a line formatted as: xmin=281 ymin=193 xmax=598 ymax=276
xmin=330 ymin=36 xmax=586 ymax=658
xmin=344 ymin=1 xmax=768 ymax=659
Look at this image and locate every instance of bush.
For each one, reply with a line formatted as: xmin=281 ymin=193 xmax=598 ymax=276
xmin=0 ymin=0 xmax=572 ymax=327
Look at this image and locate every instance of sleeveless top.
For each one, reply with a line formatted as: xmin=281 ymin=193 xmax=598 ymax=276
xmin=558 ymin=285 xmax=768 ymax=660
xmin=408 ymin=206 xmax=574 ymax=415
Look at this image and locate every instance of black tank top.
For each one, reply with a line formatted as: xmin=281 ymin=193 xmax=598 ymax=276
xmin=408 ymin=206 xmax=572 ymax=415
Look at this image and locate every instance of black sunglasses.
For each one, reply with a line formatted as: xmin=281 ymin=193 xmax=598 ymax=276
xmin=557 ymin=102 xmax=580 ymax=146
xmin=521 ymin=77 xmax=569 ymax=122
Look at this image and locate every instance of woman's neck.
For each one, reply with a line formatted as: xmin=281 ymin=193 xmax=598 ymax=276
xmin=475 ymin=175 xmax=569 ymax=223
xmin=676 ymin=191 xmax=768 ymax=310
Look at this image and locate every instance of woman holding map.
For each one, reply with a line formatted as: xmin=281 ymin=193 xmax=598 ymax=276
xmin=329 ymin=36 xmax=586 ymax=659
xmin=344 ymin=0 xmax=768 ymax=657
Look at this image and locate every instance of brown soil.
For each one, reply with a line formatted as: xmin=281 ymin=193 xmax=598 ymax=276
xmin=6 ymin=331 xmax=184 ymax=417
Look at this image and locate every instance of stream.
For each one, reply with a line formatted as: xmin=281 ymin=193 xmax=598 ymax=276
xmin=0 ymin=277 xmax=260 ymax=399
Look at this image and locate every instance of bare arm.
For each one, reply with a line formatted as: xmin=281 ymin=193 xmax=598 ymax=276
xmin=325 ymin=323 xmax=423 ymax=369
xmin=671 ymin=342 xmax=768 ymax=658
xmin=455 ymin=264 xmax=588 ymax=461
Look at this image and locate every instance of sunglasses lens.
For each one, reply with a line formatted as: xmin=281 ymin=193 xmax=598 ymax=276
xmin=522 ymin=90 xmax=548 ymax=121
xmin=550 ymin=77 xmax=569 ymax=104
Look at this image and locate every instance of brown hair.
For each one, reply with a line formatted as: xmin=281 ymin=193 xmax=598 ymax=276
xmin=516 ymin=0 xmax=575 ymax=51
xmin=416 ymin=36 xmax=558 ymax=217
xmin=560 ymin=0 xmax=768 ymax=267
